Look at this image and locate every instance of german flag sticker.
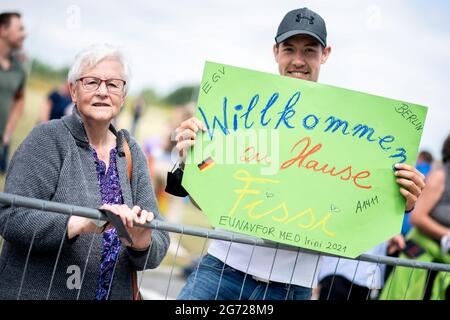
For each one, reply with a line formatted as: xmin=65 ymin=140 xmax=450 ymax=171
xmin=198 ymin=157 xmax=215 ymax=172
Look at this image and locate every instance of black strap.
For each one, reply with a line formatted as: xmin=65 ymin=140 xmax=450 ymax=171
xmin=165 ymin=167 xmax=189 ymax=197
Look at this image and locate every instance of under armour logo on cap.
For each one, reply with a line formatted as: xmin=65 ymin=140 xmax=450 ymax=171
xmin=295 ymin=14 xmax=315 ymax=24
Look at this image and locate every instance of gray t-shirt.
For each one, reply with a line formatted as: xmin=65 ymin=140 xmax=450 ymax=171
xmin=0 ymin=55 xmax=26 ymax=139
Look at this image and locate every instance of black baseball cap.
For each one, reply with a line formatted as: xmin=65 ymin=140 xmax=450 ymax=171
xmin=275 ymin=7 xmax=327 ymax=47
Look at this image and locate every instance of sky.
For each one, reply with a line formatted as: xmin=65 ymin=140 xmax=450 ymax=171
xmin=1 ymin=0 xmax=449 ymax=158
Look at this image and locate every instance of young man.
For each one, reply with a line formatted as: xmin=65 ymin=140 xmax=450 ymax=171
xmin=0 ymin=12 xmax=27 ymax=174
xmin=172 ymin=7 xmax=425 ymax=300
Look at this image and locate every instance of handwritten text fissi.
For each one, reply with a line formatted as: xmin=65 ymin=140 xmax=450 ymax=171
xmin=228 ymin=169 xmax=336 ymax=237
xmin=198 ymin=91 xmax=409 ymax=164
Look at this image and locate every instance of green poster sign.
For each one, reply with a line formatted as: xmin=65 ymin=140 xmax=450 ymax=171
xmin=182 ymin=61 xmax=427 ymax=258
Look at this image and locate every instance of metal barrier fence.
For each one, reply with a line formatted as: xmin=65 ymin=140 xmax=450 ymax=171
xmin=0 ymin=191 xmax=449 ymax=300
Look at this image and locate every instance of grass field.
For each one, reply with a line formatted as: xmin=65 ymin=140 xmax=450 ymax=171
xmin=0 ymin=77 xmax=212 ymax=267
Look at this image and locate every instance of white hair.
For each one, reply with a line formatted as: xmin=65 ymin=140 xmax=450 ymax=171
xmin=67 ymin=43 xmax=131 ymax=94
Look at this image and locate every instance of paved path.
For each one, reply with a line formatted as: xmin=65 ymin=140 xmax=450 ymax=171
xmin=138 ymin=267 xmax=187 ymax=300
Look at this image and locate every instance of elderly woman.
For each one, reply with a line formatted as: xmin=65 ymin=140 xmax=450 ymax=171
xmin=0 ymin=44 xmax=169 ymax=300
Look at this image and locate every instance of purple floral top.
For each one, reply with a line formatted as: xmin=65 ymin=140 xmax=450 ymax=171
xmin=92 ymin=147 xmax=123 ymax=300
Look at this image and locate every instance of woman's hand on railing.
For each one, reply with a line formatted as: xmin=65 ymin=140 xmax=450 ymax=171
xmin=67 ymin=215 xmax=104 ymax=239
xmin=100 ymin=204 xmax=154 ymax=251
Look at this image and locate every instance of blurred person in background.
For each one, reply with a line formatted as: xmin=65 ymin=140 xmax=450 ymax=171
xmin=380 ymin=150 xmax=435 ymax=284
xmin=39 ymin=82 xmax=73 ymax=122
xmin=401 ymin=150 xmax=434 ymax=236
xmin=0 ymin=44 xmax=169 ymax=300
xmin=145 ymin=105 xmax=194 ymax=260
xmin=0 ymin=12 xmax=26 ymax=174
xmin=416 ymin=151 xmax=434 ymax=176
xmin=380 ymin=134 xmax=450 ymax=300
xmin=130 ymin=95 xmax=144 ymax=136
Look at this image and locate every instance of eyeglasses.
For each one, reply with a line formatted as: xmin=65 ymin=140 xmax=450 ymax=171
xmin=76 ymin=77 xmax=126 ymax=94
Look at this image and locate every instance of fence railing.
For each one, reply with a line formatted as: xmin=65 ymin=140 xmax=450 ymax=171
xmin=0 ymin=192 xmax=449 ymax=300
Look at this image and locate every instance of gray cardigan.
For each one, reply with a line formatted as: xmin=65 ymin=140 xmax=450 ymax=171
xmin=0 ymin=109 xmax=170 ymax=300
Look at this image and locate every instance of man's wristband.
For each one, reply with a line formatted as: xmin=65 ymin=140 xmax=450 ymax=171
xmin=405 ymin=205 xmax=415 ymax=214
